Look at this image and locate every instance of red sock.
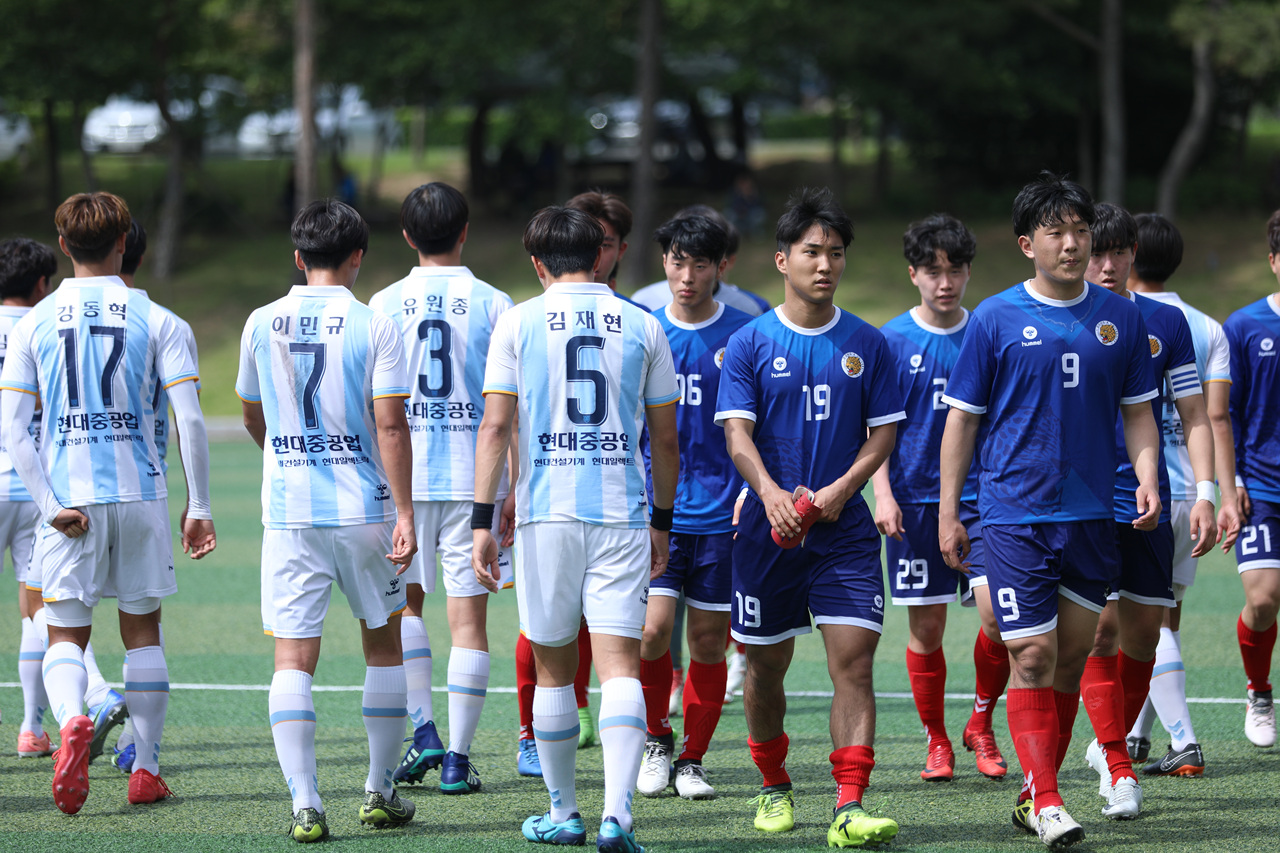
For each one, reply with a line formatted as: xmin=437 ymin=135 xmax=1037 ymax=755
xmin=1052 ymin=689 xmax=1079 ymax=771
xmin=679 ymin=659 xmax=727 ymax=761
xmin=1118 ymin=651 xmax=1155 ymax=732
xmin=1006 ymin=688 xmax=1061 ymax=814
xmin=748 ymin=732 xmax=791 ymax=788
xmin=1238 ymin=614 xmax=1277 ymax=692
xmin=970 ymin=629 xmax=1010 ymax=730
xmin=516 ymin=632 xmax=536 ymax=742
xmin=831 ymin=745 xmax=874 ymax=808
xmin=574 ymin=622 xmax=592 ymax=708
xmin=906 ymin=647 xmax=949 ymax=744
xmin=1080 ymin=655 xmax=1132 ymax=782
xmin=640 ymin=651 xmax=674 ymax=737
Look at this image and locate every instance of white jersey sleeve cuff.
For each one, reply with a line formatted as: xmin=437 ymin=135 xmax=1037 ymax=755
xmin=940 ymin=395 xmax=985 ymax=415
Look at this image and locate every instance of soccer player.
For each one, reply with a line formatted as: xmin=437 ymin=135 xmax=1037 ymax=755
xmin=1222 ymin=208 xmax=1280 ymax=750
xmin=1125 ymin=212 xmax=1242 ymax=773
xmin=236 ymin=199 xmax=418 ymax=842
xmin=634 ymin=213 xmax=751 ymax=800
xmin=0 ymin=191 xmax=216 ymax=813
xmin=716 ymin=187 xmax=902 ymax=848
xmin=368 ymin=182 xmax=515 ymax=793
xmin=1076 ymin=203 xmax=1217 ymax=819
xmin=471 ymin=205 xmax=679 ymax=853
xmin=872 ymin=214 xmax=1011 ymax=782
xmin=939 ymin=175 xmax=1162 ymax=848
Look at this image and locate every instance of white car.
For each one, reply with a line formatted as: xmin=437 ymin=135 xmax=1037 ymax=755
xmin=0 ymin=108 xmax=32 ymax=161
xmin=82 ymin=97 xmax=170 ymax=153
xmin=237 ymin=86 xmax=400 ymax=158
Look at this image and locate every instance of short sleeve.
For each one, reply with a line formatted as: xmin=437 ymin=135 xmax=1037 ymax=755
xmin=370 ymin=313 xmax=411 ymax=399
xmin=154 ymin=309 xmax=199 ymax=390
xmin=863 ymin=331 xmax=907 ymax=427
xmin=0 ymin=313 xmax=38 ymax=396
xmin=941 ymin=311 xmax=993 ymax=414
xmin=234 ymin=313 xmax=262 ymax=403
xmin=1163 ymin=310 xmax=1201 ymax=400
xmin=1206 ymin=321 xmax=1231 ymax=383
xmin=714 ymin=328 xmax=758 ymax=425
xmin=1120 ymin=310 xmax=1158 ymax=405
xmin=483 ymin=309 xmax=520 ymax=397
xmin=642 ymin=314 xmax=679 ymax=407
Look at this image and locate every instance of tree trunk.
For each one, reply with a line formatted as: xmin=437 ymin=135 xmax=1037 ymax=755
xmin=152 ymin=130 xmax=185 ymax=282
xmin=1097 ymin=0 xmax=1125 ymax=203
xmin=294 ymin=0 xmax=318 ymax=211
xmin=1157 ymin=37 xmax=1215 ymax=220
xmin=730 ymin=93 xmax=749 ymax=162
xmin=830 ymin=104 xmax=846 ymax=201
xmin=626 ymin=0 xmax=661 ymax=289
xmin=1076 ymin=100 xmax=1095 ymax=192
xmin=410 ymin=103 xmax=426 ymax=168
xmin=43 ymin=98 xmax=60 ymax=213
xmin=366 ymin=118 xmax=386 ymax=210
xmin=873 ymin=110 xmax=891 ymax=207
xmin=467 ymin=99 xmax=493 ymax=200
xmin=72 ymin=102 xmax=96 ymax=192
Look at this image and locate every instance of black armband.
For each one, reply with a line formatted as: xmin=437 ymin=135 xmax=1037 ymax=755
xmin=649 ymin=505 xmax=674 ymax=532
xmin=470 ymin=502 xmax=496 ymax=530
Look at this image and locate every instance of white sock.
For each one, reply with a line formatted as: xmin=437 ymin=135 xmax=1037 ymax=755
xmin=270 ymin=669 xmax=321 ymax=812
xmin=42 ymin=641 xmax=87 ymax=727
xmin=19 ymin=617 xmax=48 ymax=734
xmin=1131 ymin=695 xmax=1158 ymax=742
xmin=124 ymin=645 xmax=169 ymax=775
xmin=534 ymin=684 xmax=580 ymax=823
xmin=363 ymin=665 xmax=407 ymax=796
xmin=117 ymin=655 xmax=135 ymax=750
xmin=82 ymin=641 xmax=112 ymax=708
xmin=447 ymin=647 xmax=490 ymax=755
xmin=598 ymin=677 xmax=646 ymax=833
xmin=1148 ymin=628 xmax=1197 ymax=750
xmin=401 ymin=616 xmax=434 ymax=730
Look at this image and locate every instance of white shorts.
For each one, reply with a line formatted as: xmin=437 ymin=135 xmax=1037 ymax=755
xmin=406 ymin=500 xmax=512 ymax=597
xmin=39 ymin=500 xmax=176 ymax=609
xmin=515 ymin=521 xmax=648 ymax=646
xmin=261 ymin=522 xmax=408 ymax=639
xmin=0 ymin=500 xmax=38 ymax=584
xmin=1170 ymin=499 xmax=1198 ymax=594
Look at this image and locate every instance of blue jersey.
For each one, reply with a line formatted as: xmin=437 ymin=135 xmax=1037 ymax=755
xmin=1111 ymin=292 xmax=1200 ymax=523
xmin=483 ymin=281 xmax=679 ymax=528
xmin=880 ymin=307 xmax=979 ymax=504
xmin=943 ymin=282 xmax=1156 ymax=525
xmin=655 ymin=302 xmax=753 ymax=533
xmin=235 ymin=285 xmax=410 ymax=529
xmin=715 ymin=307 xmax=906 ymax=510
xmin=1225 ymin=295 xmax=1280 ymax=502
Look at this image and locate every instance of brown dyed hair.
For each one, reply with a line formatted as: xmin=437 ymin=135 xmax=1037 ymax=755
xmin=566 ymin=190 xmax=632 ymax=239
xmin=54 ymin=192 xmax=131 ymax=264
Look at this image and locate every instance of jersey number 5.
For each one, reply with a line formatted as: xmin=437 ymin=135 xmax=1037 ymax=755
xmin=566 ymin=335 xmax=607 ymax=425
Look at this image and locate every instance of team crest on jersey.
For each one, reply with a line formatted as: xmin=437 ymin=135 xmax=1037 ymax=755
xmin=1148 ymin=335 xmax=1162 ymax=357
xmin=841 ymin=352 xmax=864 ymax=378
xmin=1095 ymin=321 xmax=1119 ymax=346
xmin=715 ymin=347 xmax=726 ymax=369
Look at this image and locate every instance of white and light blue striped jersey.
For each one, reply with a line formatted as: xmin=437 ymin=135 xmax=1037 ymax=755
xmin=1139 ymin=290 xmax=1231 ymax=500
xmin=0 ymin=277 xmax=197 ymax=506
xmin=235 ymin=285 xmax=410 ymax=529
xmin=0 ymin=305 xmax=39 ymax=501
xmin=132 ymin=292 xmax=199 ymax=472
xmin=483 ymin=281 xmax=679 ymax=528
xmin=369 ymin=266 xmax=513 ymax=501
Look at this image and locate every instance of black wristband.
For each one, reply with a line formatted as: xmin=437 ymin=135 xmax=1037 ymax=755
xmin=650 ymin=505 xmax=674 ymax=532
xmin=470 ymin=502 xmax=496 ymax=530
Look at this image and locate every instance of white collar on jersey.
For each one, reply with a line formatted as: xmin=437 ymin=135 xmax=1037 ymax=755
xmin=1021 ymin=279 xmax=1089 ymax=308
xmin=663 ymin=301 xmax=725 ymax=331
xmin=909 ymin=306 xmax=970 ymax=335
xmin=58 ymin=275 xmax=127 ymax=289
xmin=1268 ymin=293 xmax=1280 ymax=319
xmin=408 ymin=265 xmax=472 ymax=277
xmin=774 ymin=304 xmax=842 ymax=336
xmin=289 ymin=285 xmax=355 ymax=299
xmin=545 ymin=281 xmax=614 ymax=295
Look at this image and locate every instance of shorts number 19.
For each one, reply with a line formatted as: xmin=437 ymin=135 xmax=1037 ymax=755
xmin=735 ymin=591 xmax=762 ymax=628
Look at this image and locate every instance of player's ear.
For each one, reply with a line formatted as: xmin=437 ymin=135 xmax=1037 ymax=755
xmin=57 ymin=235 xmax=73 ymax=260
xmin=402 ymin=229 xmax=417 ymax=251
xmin=775 ymin=250 xmax=788 ymax=276
xmin=1017 ymin=234 xmax=1035 ymax=260
xmin=294 ymin=250 xmax=306 ymax=272
xmin=717 ymin=257 xmax=728 ymax=279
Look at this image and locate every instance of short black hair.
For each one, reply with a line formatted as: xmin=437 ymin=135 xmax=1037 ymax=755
xmin=291 ymin=199 xmax=369 ymax=270
xmin=1132 ymin=213 xmax=1184 ymax=283
xmin=776 ymin=187 xmax=853 ymax=254
xmin=0 ymin=238 xmax=57 ymax=300
xmin=1268 ymin=209 xmax=1280 ymax=256
xmin=903 ymin=214 xmax=976 ymax=268
xmin=523 ymin=206 xmax=605 ymax=278
xmin=401 ymin=182 xmax=468 ymax=256
xmin=1090 ymin=203 xmax=1137 ymax=254
xmin=653 ymin=214 xmax=728 ymax=264
xmin=674 ymin=204 xmax=740 ymax=256
xmin=121 ymin=219 xmax=147 ymax=276
xmin=1012 ymin=172 xmax=1095 ymax=238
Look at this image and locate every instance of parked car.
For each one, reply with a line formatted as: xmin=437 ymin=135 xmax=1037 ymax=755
xmin=0 ymin=106 xmax=32 ymax=162
xmin=82 ymin=97 xmax=168 ymax=153
xmin=237 ymin=86 xmax=401 ymax=158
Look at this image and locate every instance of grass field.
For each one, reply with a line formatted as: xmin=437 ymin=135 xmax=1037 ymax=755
xmin=1 ymin=442 xmax=1277 ymax=852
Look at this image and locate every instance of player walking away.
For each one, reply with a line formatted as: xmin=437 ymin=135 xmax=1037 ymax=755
xmin=0 ymin=192 xmax=216 ymax=814
xmin=369 ymin=182 xmax=515 ymax=794
xmin=872 ymin=214 xmax=1011 ymax=782
xmin=1076 ymin=203 xmax=1218 ymax=820
xmin=634 ymin=213 xmax=751 ymax=801
xmin=939 ymin=174 xmax=1162 ymax=849
xmin=236 ymin=200 xmax=418 ymax=842
xmin=1125 ymin=212 xmax=1242 ymax=773
xmin=716 ymin=188 xmax=902 ymax=848
xmin=472 ymin=206 xmax=679 ymax=853
xmin=1222 ymin=208 xmax=1280 ymax=750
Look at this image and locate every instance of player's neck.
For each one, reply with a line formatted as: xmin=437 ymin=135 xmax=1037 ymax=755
xmin=304 ymin=268 xmax=355 ymax=289
xmin=71 ymin=259 xmax=121 ymax=279
xmin=417 ymin=251 xmax=463 ymax=268
xmin=1127 ymin=275 xmax=1164 ymax=294
xmin=669 ymin=297 xmax=717 ymax=325
xmin=1027 ymin=272 xmax=1084 ymax=302
xmin=543 ymin=271 xmax=596 ymax=289
xmin=915 ymin=302 xmax=964 ymax=329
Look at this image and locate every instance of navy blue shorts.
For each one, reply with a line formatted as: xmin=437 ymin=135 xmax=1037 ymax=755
xmin=983 ymin=520 xmax=1119 ymax=640
xmin=1112 ymin=521 xmax=1175 ymax=606
xmin=1237 ymin=498 xmax=1280 ymax=573
xmin=730 ymin=497 xmax=885 ymax=644
xmin=651 ymin=531 xmax=733 ymax=610
xmin=886 ymin=501 xmax=984 ymax=606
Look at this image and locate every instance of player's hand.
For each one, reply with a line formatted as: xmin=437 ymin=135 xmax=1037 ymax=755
xmin=1132 ymin=485 xmax=1161 ymax=531
xmin=762 ymin=485 xmax=804 ymax=539
xmin=472 ymin=529 xmax=501 ymax=593
xmin=52 ymin=508 xmax=89 ymax=539
xmin=813 ymin=482 xmax=849 ymax=524
xmin=649 ymin=527 xmax=669 ymax=581
xmin=1188 ymin=499 xmax=1218 ymax=559
xmin=1239 ymin=484 xmax=1252 ymax=520
xmin=499 ymin=492 xmax=516 ymax=548
xmin=938 ymin=513 xmax=971 ymax=574
xmin=1218 ymin=501 xmax=1242 ymax=552
xmin=874 ymin=493 xmax=904 ymax=541
xmin=181 ymin=517 xmax=216 ymax=559
xmin=387 ymin=516 xmax=417 ymax=572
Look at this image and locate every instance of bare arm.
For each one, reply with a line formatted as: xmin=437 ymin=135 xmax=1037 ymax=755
xmin=644 ymin=401 xmax=679 ymax=581
xmin=1121 ymin=400 xmax=1163 ymax=531
xmin=242 ymin=400 xmax=267 ymax=450
xmin=374 ymin=395 xmax=416 ymax=569
xmin=871 ymin=460 xmax=903 ymax=541
xmin=1205 ymin=380 xmax=1241 ymax=549
xmin=1172 ymin=391 xmax=1219 ymax=558
xmin=812 ymin=422 xmax=897 ymax=523
xmin=723 ymin=416 xmax=802 ymax=539
xmin=939 ymin=407 xmax=980 ymax=570
xmin=472 ymin=392 xmax=517 ymax=592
